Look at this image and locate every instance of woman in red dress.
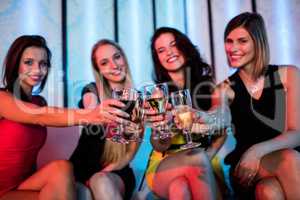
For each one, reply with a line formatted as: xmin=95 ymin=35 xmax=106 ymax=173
xmin=0 ymin=35 xmax=129 ymax=200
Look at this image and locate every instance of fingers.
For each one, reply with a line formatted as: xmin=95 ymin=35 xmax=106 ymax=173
xmin=234 ymin=164 xmax=257 ymax=187
xmin=106 ymin=106 xmax=129 ymax=118
xmin=103 ymin=99 xmax=126 ymax=108
xmin=191 ymin=123 xmax=210 ymax=134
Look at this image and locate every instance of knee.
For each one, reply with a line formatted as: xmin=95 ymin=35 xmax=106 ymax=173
xmin=187 ymin=148 xmax=210 ymax=167
xmin=278 ymin=149 xmax=300 ymax=170
xmin=48 ymin=160 xmax=74 ymax=181
xmin=89 ymin=172 xmax=113 ymax=191
xmin=255 ymin=179 xmax=282 ymax=200
xmin=169 ymin=176 xmax=190 ymax=197
xmin=169 ymin=176 xmax=189 ymax=190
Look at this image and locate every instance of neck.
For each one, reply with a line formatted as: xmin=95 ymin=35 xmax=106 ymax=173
xmin=168 ymin=68 xmax=185 ymax=89
xmin=109 ymin=78 xmax=130 ymax=90
xmin=20 ymin=83 xmax=32 ymax=99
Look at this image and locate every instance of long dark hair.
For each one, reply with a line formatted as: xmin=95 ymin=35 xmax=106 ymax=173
xmin=2 ymin=35 xmax=51 ymax=95
xmin=151 ymin=27 xmax=214 ymax=110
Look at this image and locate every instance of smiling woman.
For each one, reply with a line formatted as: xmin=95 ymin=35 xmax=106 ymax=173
xmin=70 ymin=39 xmax=143 ymax=200
xmin=218 ymin=12 xmax=300 ymax=200
xmin=0 ymin=35 xmax=130 ymax=200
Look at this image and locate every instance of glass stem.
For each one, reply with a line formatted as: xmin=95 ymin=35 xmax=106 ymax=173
xmin=183 ymin=128 xmax=193 ymax=144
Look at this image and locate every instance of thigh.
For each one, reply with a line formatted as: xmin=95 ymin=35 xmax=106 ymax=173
xmin=153 ymin=148 xmax=209 ymax=197
xmin=17 ymin=160 xmax=72 ymax=191
xmin=0 ymin=190 xmax=38 ymax=200
xmin=257 ymin=149 xmax=300 ymax=179
xmin=113 ymin=167 xmax=136 ymax=200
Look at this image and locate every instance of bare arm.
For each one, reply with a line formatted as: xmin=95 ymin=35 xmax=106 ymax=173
xmin=252 ymin=66 xmax=300 ymax=156
xmin=0 ymin=91 xmax=129 ymax=127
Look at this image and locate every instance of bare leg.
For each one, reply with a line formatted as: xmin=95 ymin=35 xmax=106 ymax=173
xmin=152 ymin=148 xmax=217 ymax=200
xmin=255 ymin=177 xmax=284 ymax=200
xmin=16 ymin=160 xmax=75 ymax=200
xmin=169 ymin=176 xmax=191 ymax=200
xmin=0 ymin=191 xmax=39 ymax=200
xmin=257 ymin=149 xmax=300 ymax=199
xmin=89 ymin=172 xmax=124 ymax=200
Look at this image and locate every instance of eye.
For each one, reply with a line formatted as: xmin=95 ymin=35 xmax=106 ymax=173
xmin=239 ymin=38 xmax=248 ymax=43
xmin=170 ymin=41 xmax=176 ymax=47
xmin=99 ymin=60 xmax=108 ymax=66
xmin=39 ymin=61 xmax=48 ymax=68
xmin=156 ymin=48 xmax=165 ymax=54
xmin=113 ymin=53 xmax=122 ymax=60
xmin=24 ymin=59 xmax=33 ymax=65
xmin=225 ymin=38 xmax=233 ymax=44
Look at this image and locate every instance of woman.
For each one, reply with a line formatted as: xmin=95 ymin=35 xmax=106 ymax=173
xmin=70 ymin=39 xmax=143 ymax=200
xmin=219 ymin=12 xmax=300 ymax=199
xmin=0 ymin=36 xmax=128 ymax=199
xmin=145 ymin=27 xmax=227 ymax=200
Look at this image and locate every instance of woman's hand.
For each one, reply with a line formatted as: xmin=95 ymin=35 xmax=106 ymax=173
xmin=144 ymin=101 xmax=172 ymax=129
xmin=87 ymin=99 xmax=131 ymax=125
xmin=234 ymin=145 xmax=263 ymax=187
xmin=123 ymin=122 xmax=144 ymax=141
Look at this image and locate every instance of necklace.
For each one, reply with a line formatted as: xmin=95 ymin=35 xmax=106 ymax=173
xmin=239 ymin=71 xmax=264 ymax=95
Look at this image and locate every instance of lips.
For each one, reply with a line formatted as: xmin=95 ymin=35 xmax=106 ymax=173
xmin=30 ymin=75 xmax=42 ymax=82
xmin=167 ymin=55 xmax=178 ymax=63
xmin=229 ymin=54 xmax=243 ymax=62
xmin=110 ymin=70 xmax=122 ymax=76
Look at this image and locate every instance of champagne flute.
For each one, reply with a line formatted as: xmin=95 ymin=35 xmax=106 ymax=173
xmin=108 ymin=88 xmax=139 ymax=143
xmin=143 ymin=83 xmax=171 ymax=139
xmin=171 ymin=89 xmax=201 ymax=149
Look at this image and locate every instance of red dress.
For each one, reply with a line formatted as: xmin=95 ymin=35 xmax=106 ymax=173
xmin=0 ymin=96 xmax=47 ymax=197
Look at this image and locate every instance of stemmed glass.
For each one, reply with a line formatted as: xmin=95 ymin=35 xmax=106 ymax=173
xmin=171 ymin=89 xmax=201 ymax=149
xmin=143 ymin=83 xmax=171 ymax=139
xmin=107 ymin=88 xmax=139 ymax=143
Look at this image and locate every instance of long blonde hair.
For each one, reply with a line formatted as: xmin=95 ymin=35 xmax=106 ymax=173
xmin=91 ymin=39 xmax=133 ymax=165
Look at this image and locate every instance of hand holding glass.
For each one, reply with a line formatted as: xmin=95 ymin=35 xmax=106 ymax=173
xmin=171 ymin=89 xmax=201 ymax=149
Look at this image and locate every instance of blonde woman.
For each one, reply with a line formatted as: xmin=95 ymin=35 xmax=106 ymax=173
xmin=70 ymin=39 xmax=142 ymax=200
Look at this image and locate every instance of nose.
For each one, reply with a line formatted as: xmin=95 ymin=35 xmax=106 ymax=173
xmin=230 ymin=42 xmax=239 ymax=53
xmin=30 ymin=63 xmax=42 ymax=73
xmin=166 ymin=47 xmax=174 ymax=55
xmin=109 ymin=59 xmax=120 ymax=69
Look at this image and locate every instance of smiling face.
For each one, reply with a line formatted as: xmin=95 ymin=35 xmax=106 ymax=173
xmin=18 ymin=46 xmax=48 ymax=92
xmin=94 ymin=44 xmax=127 ymax=84
xmin=225 ymin=27 xmax=255 ymax=70
xmin=154 ymin=32 xmax=186 ymax=72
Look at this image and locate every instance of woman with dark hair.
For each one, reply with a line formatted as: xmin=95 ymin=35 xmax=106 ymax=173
xmin=0 ymin=35 xmax=129 ymax=199
xmin=70 ymin=39 xmax=143 ymax=200
xmin=218 ymin=12 xmax=300 ymax=199
xmin=145 ymin=27 xmax=227 ymax=200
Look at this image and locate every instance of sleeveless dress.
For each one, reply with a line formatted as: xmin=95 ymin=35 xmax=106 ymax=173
xmin=70 ymin=82 xmax=136 ymax=200
xmin=0 ymin=95 xmax=47 ymax=197
xmin=225 ymin=65 xmax=286 ymax=198
xmin=145 ymin=77 xmax=215 ymax=190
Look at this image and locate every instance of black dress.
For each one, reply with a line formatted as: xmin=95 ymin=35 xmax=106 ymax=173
xmin=225 ymin=65 xmax=286 ymax=199
xmin=70 ymin=82 xmax=136 ymax=200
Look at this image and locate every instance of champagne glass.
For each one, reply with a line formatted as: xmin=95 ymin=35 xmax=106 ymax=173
xmin=108 ymin=88 xmax=139 ymax=143
xmin=171 ymin=89 xmax=201 ymax=149
xmin=125 ymin=90 xmax=145 ymax=142
xmin=143 ymin=83 xmax=171 ymax=139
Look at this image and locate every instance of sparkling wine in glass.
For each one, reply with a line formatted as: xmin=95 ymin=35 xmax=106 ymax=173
xmin=143 ymin=83 xmax=171 ymax=139
xmin=171 ymin=89 xmax=201 ymax=149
